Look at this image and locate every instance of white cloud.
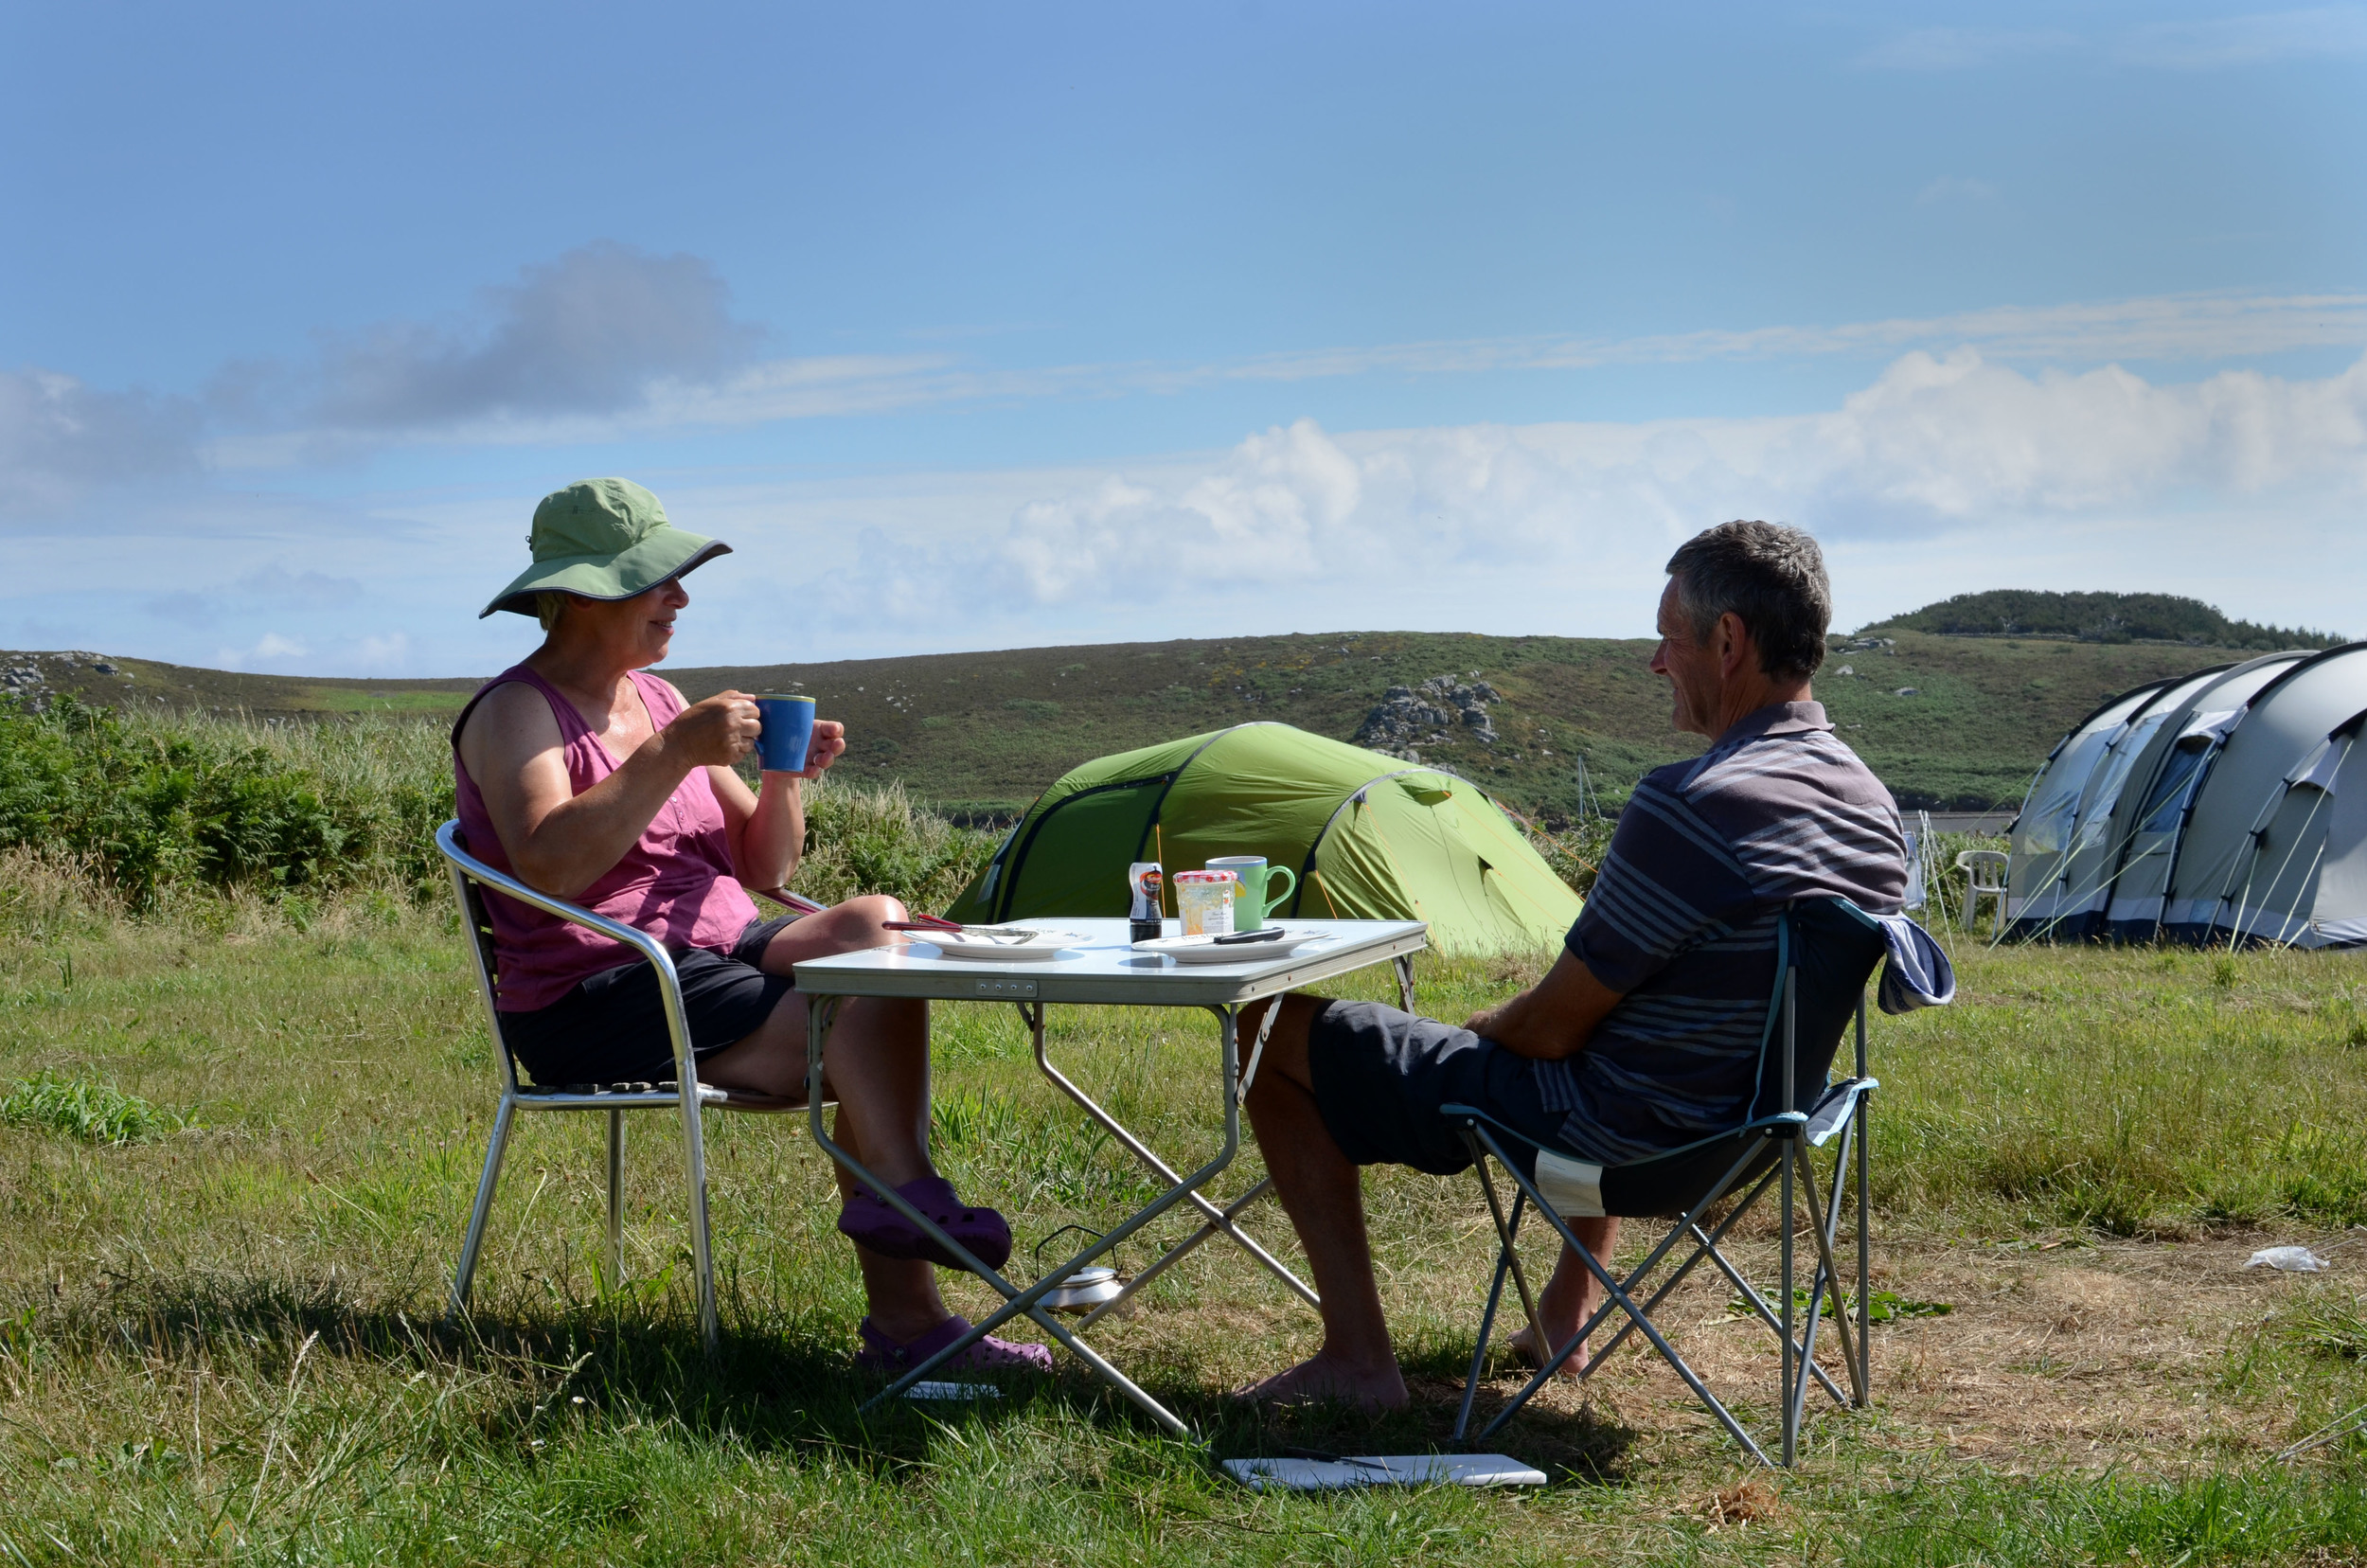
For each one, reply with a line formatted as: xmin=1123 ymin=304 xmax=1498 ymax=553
xmin=20 ymin=262 xmax=2367 ymax=482
xmin=1855 ymin=27 xmax=2078 ymax=70
xmin=2117 ymin=7 xmax=2367 ymax=68
xmin=1857 ymin=10 xmax=2367 ymax=72
xmin=217 ymin=241 xmax=764 ymax=437
xmin=0 ymin=366 xmax=200 ymax=512
xmin=214 ymin=632 xmax=311 ymax=669
xmin=17 ymin=349 xmax=2367 ymax=670
xmin=960 ymin=350 xmax=2367 ymax=612
xmin=256 ymin=289 xmax=2367 ymax=450
xmin=1915 ymin=176 xmax=1999 ymax=206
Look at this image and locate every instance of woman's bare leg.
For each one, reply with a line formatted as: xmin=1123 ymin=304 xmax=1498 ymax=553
xmin=696 ymin=895 xmax=953 ymax=1340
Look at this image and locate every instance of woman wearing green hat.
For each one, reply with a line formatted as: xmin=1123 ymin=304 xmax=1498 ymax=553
xmin=454 ymin=478 xmax=1048 ymax=1375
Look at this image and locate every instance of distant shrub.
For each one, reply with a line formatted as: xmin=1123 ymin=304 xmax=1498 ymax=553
xmin=1525 ymin=815 xmax=1614 ymax=898
xmin=783 ymin=775 xmax=998 ymax=916
xmin=0 ymin=697 xmax=455 ymax=906
xmin=1871 ymin=590 xmax=2343 ymax=650
xmin=0 ymin=699 xmax=1037 ymax=919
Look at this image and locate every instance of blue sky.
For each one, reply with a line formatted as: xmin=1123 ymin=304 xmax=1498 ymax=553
xmin=5 ymin=2 xmax=2363 ymax=675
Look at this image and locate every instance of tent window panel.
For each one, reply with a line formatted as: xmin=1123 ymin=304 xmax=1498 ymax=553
xmin=2136 ymin=742 xmax=2213 ymax=834
xmin=2020 ymin=730 xmax=2116 ymax=853
xmin=2072 ymin=715 xmax=2172 ymax=852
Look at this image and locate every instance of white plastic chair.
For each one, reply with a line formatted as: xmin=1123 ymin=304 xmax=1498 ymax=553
xmin=1956 ymin=849 xmax=2009 ymax=935
xmin=436 ymin=819 xmax=826 ymax=1352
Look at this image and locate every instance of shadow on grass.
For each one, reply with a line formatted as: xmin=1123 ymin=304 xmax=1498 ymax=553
xmin=57 ymin=1269 xmax=1640 ymax=1487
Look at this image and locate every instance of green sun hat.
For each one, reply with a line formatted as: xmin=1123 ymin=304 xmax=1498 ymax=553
xmin=479 ymin=477 xmax=733 ymax=618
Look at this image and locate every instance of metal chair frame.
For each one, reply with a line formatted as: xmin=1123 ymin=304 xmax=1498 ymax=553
xmin=436 ymin=819 xmax=822 ymax=1352
xmin=1447 ymin=900 xmax=1888 ymax=1468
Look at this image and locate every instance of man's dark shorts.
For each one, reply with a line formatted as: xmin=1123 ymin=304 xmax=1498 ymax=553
xmin=500 ymin=914 xmax=801 ymax=1087
xmin=1306 ymin=999 xmax=1574 ymax=1176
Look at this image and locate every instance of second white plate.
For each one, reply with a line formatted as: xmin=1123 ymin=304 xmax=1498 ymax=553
xmin=1131 ymin=930 xmax=1334 ymax=964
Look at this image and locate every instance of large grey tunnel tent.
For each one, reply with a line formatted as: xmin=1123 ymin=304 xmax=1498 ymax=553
xmin=2007 ymin=643 xmax=2367 ymax=946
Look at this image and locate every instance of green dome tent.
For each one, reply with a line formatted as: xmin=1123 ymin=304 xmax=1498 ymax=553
xmin=943 ymin=722 xmax=1582 ymax=954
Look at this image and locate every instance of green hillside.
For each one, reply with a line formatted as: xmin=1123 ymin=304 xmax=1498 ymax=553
xmin=5 ymin=631 xmax=2279 ymax=816
xmin=1870 ymin=589 xmax=2343 ymax=650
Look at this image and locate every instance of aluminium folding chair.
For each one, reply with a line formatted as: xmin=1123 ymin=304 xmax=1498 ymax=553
xmin=436 ymin=818 xmax=828 ymax=1353
xmin=1446 ymin=897 xmax=1953 ymax=1467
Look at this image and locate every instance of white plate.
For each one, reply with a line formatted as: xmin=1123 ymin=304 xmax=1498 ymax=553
xmin=909 ymin=927 xmax=1082 ymax=961
xmin=1130 ymin=929 xmax=1334 ymax=964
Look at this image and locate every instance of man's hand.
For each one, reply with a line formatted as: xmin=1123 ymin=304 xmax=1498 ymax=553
xmin=1462 ymin=1001 xmax=1509 ymax=1037
xmin=1460 ymin=950 xmax=1625 ymax=1061
xmin=665 ymin=690 xmax=762 ymax=769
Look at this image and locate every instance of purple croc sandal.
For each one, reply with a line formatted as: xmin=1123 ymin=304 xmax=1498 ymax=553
xmin=857 ymin=1315 xmax=1054 ymax=1376
xmin=837 ymin=1176 xmax=1014 ymax=1271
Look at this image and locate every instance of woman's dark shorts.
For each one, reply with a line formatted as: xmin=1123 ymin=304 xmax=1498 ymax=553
xmin=1306 ymin=999 xmax=1572 ymax=1176
xmin=500 ymin=915 xmax=801 ymax=1088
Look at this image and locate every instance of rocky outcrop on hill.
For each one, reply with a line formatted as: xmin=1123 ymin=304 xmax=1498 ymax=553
xmin=1353 ymin=673 xmax=1501 ymax=761
xmin=2 ymin=651 xmax=128 ymax=713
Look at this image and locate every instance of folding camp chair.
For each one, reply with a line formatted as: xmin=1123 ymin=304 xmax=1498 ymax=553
xmin=436 ymin=819 xmax=828 ymax=1353
xmin=1446 ymin=897 xmax=1953 ymax=1467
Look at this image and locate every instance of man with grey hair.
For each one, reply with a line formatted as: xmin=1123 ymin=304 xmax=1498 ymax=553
xmin=1232 ymin=519 xmax=1907 ymax=1411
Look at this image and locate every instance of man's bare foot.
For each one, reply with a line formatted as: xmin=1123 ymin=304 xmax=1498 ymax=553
xmin=1230 ymin=1351 xmax=1409 ymax=1413
xmin=1504 ymin=1323 xmax=1587 ymax=1381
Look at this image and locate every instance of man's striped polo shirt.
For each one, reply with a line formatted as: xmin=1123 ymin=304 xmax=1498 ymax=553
xmin=1534 ymin=701 xmax=1907 ymax=1164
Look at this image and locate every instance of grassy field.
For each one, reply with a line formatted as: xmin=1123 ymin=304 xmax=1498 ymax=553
xmin=7 ymin=626 xmax=2269 ymax=817
xmin=3 ymin=846 xmax=2366 ymax=1563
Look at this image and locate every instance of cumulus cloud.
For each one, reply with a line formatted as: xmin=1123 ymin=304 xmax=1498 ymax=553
xmin=214 ymin=632 xmax=310 ymax=669
xmin=1915 ymin=176 xmax=1999 ymax=206
xmin=353 ymin=633 xmax=411 ymax=668
xmin=616 ymin=291 xmax=2367 ymax=433
xmin=2118 ymin=7 xmax=2367 ymax=68
xmin=144 ymin=566 xmax=365 ymax=627
xmin=921 ymin=350 xmax=2367 ymax=614
xmin=18 ymin=349 xmax=2367 ymax=670
xmin=1855 ymin=27 xmax=2077 ymax=70
xmin=1859 ymin=9 xmax=2367 ymax=72
xmin=0 ymin=367 xmax=201 ymax=512
xmin=220 ymin=241 xmax=763 ymax=436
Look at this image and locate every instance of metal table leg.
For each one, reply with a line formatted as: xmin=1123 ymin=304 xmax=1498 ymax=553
xmin=1028 ymin=1000 xmax=1319 ymax=1316
xmin=806 ymin=992 xmax=1247 ymax=1437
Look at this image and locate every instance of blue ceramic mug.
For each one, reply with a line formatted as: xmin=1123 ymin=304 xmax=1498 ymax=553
xmin=754 ymin=693 xmax=817 ymax=772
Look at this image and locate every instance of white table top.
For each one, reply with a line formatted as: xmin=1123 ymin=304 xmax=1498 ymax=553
xmin=791 ymin=918 xmax=1428 ymax=1006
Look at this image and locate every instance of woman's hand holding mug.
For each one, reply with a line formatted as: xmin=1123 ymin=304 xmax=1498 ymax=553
xmin=669 ymin=690 xmax=762 ymax=767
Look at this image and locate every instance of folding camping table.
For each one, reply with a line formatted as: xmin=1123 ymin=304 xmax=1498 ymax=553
xmin=796 ymin=917 xmax=1428 ymax=1435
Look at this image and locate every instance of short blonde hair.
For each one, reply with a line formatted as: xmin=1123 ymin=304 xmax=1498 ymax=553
xmin=536 ymin=592 xmax=568 ymax=633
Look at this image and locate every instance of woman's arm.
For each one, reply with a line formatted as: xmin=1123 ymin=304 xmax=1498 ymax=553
xmin=458 ymin=680 xmax=759 ymax=898
xmin=1462 ymin=949 xmax=1626 ymax=1060
xmin=708 ymin=712 xmax=848 ymax=890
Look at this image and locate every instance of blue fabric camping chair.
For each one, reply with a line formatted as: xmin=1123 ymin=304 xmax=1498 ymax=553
xmin=1444 ymin=898 xmax=1952 ymax=1467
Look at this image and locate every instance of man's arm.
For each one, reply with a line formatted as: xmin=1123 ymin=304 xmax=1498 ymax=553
xmin=1463 ymin=949 xmax=1625 ymax=1060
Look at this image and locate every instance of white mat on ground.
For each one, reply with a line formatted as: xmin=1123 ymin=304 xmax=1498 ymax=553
xmin=1221 ymin=1454 xmax=1545 ymax=1491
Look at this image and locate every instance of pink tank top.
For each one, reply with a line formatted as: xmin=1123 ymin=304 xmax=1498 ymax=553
xmin=452 ymin=663 xmax=761 ymax=1012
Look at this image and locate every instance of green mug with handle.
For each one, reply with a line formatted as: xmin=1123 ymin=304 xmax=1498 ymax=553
xmin=1204 ymin=856 xmax=1298 ymax=929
